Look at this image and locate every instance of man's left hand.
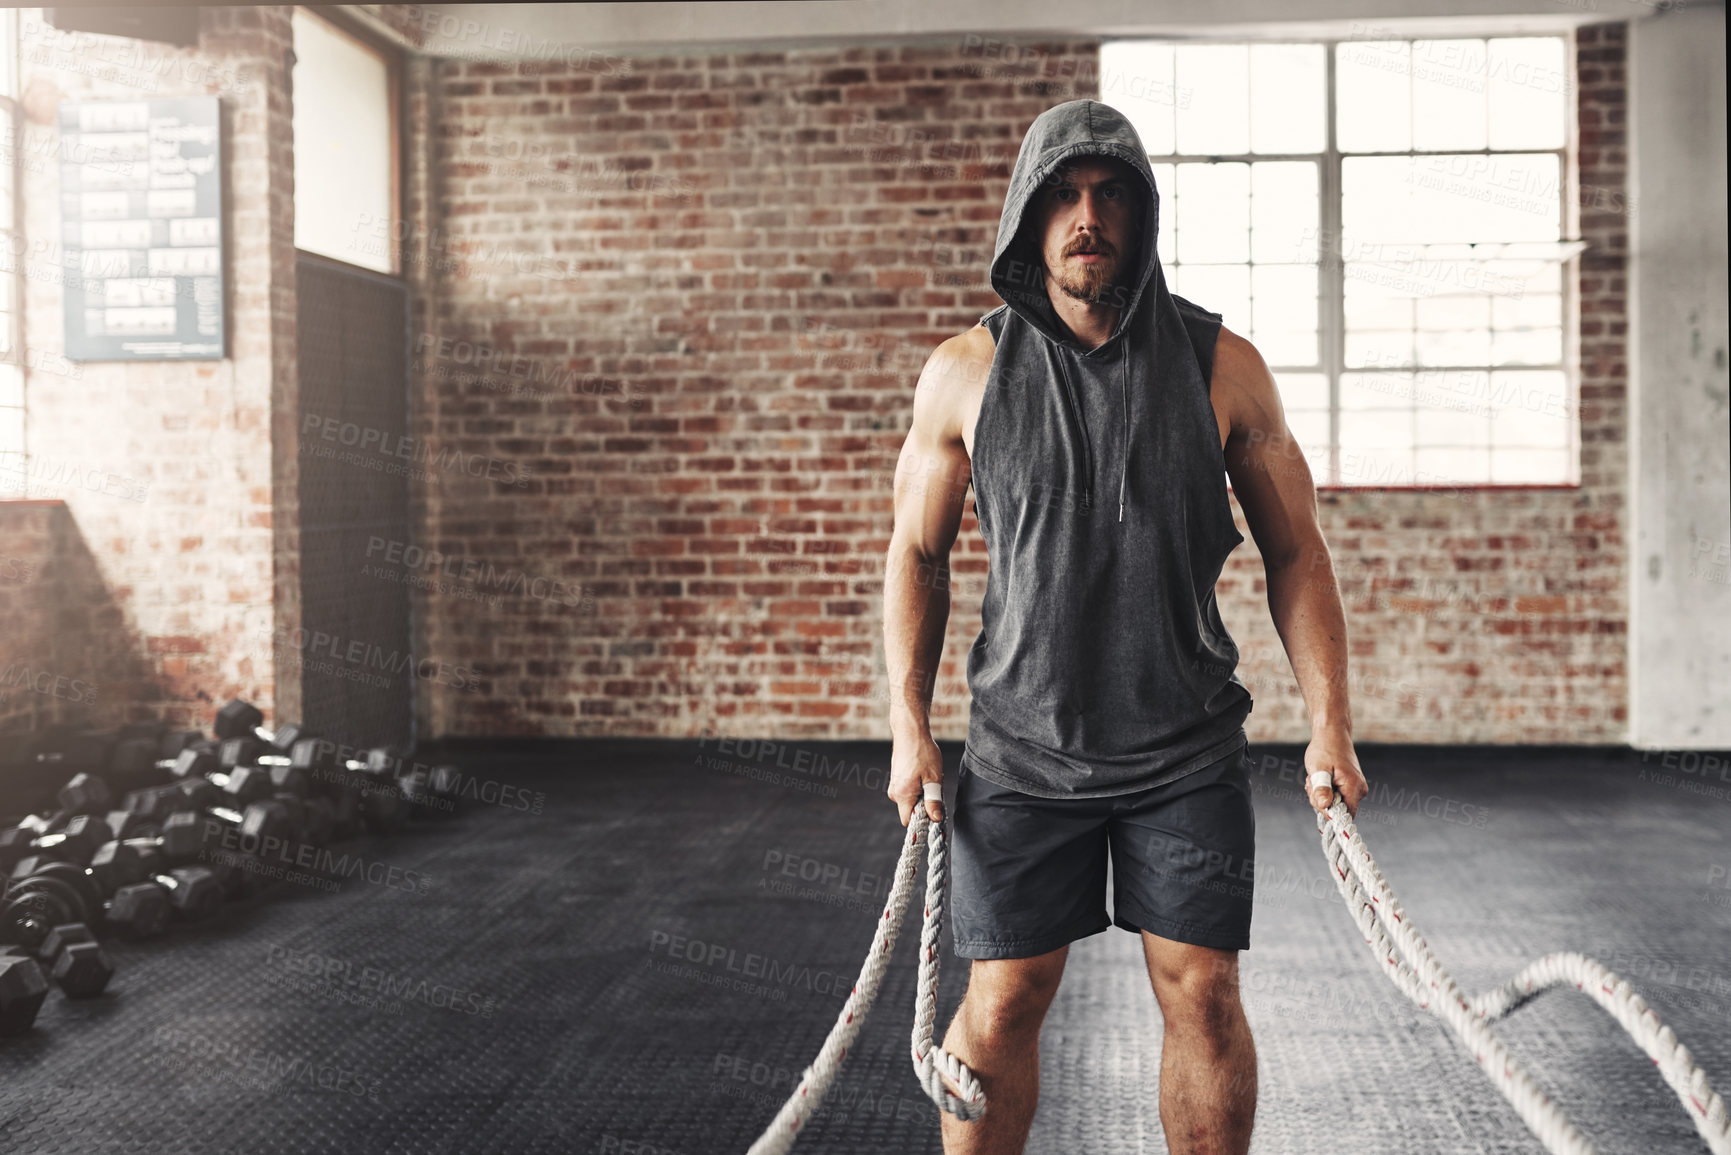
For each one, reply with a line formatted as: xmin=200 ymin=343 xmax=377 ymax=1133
xmin=1304 ymin=729 xmax=1368 ymax=817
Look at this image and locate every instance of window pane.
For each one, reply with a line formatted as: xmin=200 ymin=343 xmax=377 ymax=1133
xmin=292 ymin=9 xmax=394 ymax=273
xmin=1251 ymin=264 xmax=1317 ymax=365
xmin=1491 ymin=327 xmax=1563 ymax=364
xmin=1340 ymin=406 xmax=1414 ymax=451
xmin=1339 ymin=446 xmax=1417 ymax=487
xmin=1416 ymin=446 xmax=1489 ymax=482
xmin=1415 ymin=401 xmax=1488 ymax=445
xmin=1151 ymin=163 xmax=1176 ymax=267
xmin=1336 ymin=40 xmax=1411 ymax=152
xmin=0 ymin=10 xmax=15 ymax=98
xmin=1176 ymin=45 xmax=1249 ymax=155
xmin=0 ymin=403 xmax=21 ymax=461
xmin=1342 ymin=370 xmax=1414 ymax=411
xmin=1172 ymin=264 xmax=1249 ymax=332
xmin=1488 ymin=38 xmax=1567 ymax=150
xmin=1176 ymin=163 xmax=1248 ymax=263
xmin=1102 ymin=41 xmax=1178 ymax=155
xmin=1250 ymin=44 xmax=1324 ymax=153
xmin=1250 ymin=161 xmax=1318 ymax=262
xmin=0 ymin=111 xmax=14 ymax=225
xmin=1285 ymin=408 xmax=1330 ymax=456
xmin=1489 ymin=370 xmax=1570 ymax=448
xmin=1343 ymin=155 xmax=1561 ymax=243
xmin=1491 ymin=449 xmax=1569 ymax=484
xmin=1276 ymin=373 xmax=1329 ymax=410
xmin=1411 ymin=40 xmax=1488 ymax=151
xmin=1415 ymin=293 xmax=1491 ymax=365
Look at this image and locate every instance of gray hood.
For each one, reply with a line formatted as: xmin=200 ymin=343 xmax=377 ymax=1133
xmin=988 ymin=98 xmax=1163 ymax=356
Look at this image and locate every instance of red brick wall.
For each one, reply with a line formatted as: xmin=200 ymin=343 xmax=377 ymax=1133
xmin=413 ymin=27 xmax=1630 ymax=743
xmin=411 ymin=31 xmax=1627 ymax=744
xmin=11 ymin=6 xmax=300 ymax=731
xmin=0 ymin=500 xmax=150 ymax=735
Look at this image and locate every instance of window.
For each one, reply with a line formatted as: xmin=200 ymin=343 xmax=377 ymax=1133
xmin=1102 ymin=35 xmax=1579 ymax=488
xmin=291 ymin=7 xmax=398 ymax=274
xmin=0 ymin=9 xmax=22 ymax=492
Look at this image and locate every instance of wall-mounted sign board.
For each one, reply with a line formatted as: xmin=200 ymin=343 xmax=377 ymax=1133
xmin=59 ymin=97 xmax=224 ymax=361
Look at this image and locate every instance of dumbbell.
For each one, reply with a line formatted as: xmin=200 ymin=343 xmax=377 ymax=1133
xmin=215 ymin=699 xmax=310 ymax=755
xmin=105 ymin=882 xmax=173 ymax=939
xmin=399 ymin=763 xmax=463 ymax=817
xmin=121 ymin=784 xmax=189 ymax=825
xmin=1 ymin=873 xmax=89 ymax=952
xmin=27 ymin=839 xmax=179 ymax=940
xmin=149 ymin=866 xmax=224 ymax=921
xmin=0 ymin=952 xmax=49 ymax=1036
xmin=119 ymin=811 xmax=211 ymax=867
xmin=336 ymin=751 xmax=409 ymax=832
xmin=255 ymin=737 xmax=339 ymax=798
xmin=206 ymin=764 xmax=274 ymax=805
xmin=33 ymin=923 xmax=114 ymax=999
xmin=8 ymin=814 xmax=115 ymax=869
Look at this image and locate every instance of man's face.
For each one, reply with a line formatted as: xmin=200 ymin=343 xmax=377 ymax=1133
xmin=1032 ymin=157 xmax=1142 ymax=307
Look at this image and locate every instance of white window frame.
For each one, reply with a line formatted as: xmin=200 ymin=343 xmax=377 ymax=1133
xmin=1106 ymin=32 xmax=1581 ymax=490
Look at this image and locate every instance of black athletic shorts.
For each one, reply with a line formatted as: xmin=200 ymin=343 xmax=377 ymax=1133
xmin=948 ymin=741 xmax=1256 ymax=959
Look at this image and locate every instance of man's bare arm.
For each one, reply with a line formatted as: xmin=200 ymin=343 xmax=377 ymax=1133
xmin=882 ymin=329 xmax=985 ymax=825
xmin=1217 ymin=327 xmax=1369 ymax=816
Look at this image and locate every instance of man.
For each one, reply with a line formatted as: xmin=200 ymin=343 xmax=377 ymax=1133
xmin=882 ymin=98 xmax=1371 ymax=1155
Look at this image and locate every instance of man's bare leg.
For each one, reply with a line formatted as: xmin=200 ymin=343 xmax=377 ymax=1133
xmin=1142 ymin=932 xmax=1257 ymax=1155
xmin=937 ymin=945 xmax=1069 ymax=1155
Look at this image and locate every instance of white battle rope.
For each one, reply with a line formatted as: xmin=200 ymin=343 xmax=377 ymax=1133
xmin=745 ymin=795 xmax=985 ymax=1155
xmin=1316 ymin=786 xmax=1730 ymax=1155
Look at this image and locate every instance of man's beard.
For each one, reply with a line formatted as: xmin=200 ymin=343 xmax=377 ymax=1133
xmin=1051 ymin=252 xmax=1126 ymax=305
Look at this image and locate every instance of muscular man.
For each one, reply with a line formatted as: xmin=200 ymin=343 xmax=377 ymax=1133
xmin=882 ymin=99 xmax=1371 ymax=1155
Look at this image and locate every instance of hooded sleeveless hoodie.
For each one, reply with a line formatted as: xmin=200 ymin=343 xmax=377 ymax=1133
xmin=962 ymin=98 xmax=1254 ymax=800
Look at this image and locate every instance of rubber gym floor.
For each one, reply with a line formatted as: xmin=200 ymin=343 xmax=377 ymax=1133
xmin=1 ymin=739 xmax=1726 ymax=1155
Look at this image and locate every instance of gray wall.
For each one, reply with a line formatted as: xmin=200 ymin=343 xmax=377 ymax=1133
xmin=1629 ymin=4 xmax=1730 ymax=747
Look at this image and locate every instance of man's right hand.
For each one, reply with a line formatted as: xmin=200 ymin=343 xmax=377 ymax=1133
xmin=888 ymin=733 xmax=946 ymax=827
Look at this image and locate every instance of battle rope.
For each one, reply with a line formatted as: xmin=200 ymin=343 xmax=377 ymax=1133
xmin=745 ymin=779 xmax=1728 ymax=1154
xmin=1315 ymin=778 xmax=1730 ymax=1155
xmin=745 ymin=786 xmax=984 ymax=1155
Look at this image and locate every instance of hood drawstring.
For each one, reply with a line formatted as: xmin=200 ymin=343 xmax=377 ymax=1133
xmin=1118 ymin=338 xmax=1128 ymax=523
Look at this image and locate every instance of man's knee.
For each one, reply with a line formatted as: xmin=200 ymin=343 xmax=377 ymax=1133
xmin=963 ymin=952 xmax=1066 ymax=1044
xmin=1147 ymin=945 xmax=1243 ymax=1035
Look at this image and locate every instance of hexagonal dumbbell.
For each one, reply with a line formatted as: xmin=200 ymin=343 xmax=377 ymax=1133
xmin=35 ymin=923 xmax=115 ymax=999
xmin=104 ymin=882 xmax=172 ymax=940
xmin=0 ymin=953 xmax=50 ymax=1036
